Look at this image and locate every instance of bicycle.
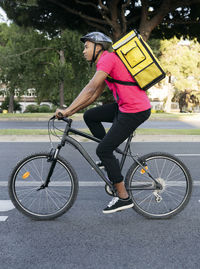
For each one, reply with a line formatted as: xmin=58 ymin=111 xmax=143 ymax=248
xmin=8 ymin=116 xmax=192 ymax=220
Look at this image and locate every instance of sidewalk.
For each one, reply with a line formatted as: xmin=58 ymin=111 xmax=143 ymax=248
xmin=1 ymin=134 xmax=200 ymax=142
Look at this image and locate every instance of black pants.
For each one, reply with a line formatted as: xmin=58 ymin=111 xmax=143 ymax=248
xmin=84 ymin=103 xmax=151 ymax=184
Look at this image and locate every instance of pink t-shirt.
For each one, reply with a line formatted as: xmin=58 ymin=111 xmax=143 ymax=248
xmin=96 ymin=51 xmax=151 ymax=113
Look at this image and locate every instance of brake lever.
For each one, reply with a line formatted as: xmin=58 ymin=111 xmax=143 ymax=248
xmin=50 ymin=115 xmax=56 ymax=120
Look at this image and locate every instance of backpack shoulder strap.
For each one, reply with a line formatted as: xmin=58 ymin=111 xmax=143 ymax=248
xmin=106 ymin=75 xmax=138 ymax=86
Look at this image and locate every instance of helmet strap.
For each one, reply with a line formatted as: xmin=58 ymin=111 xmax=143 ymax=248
xmin=90 ymin=43 xmax=96 ymax=67
xmin=90 ymin=43 xmax=103 ymax=67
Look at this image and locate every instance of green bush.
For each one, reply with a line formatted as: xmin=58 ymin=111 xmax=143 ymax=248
xmin=24 ymin=104 xmax=54 ymax=113
xmin=24 ymin=104 xmax=39 ymax=113
xmin=38 ymin=105 xmax=52 ymax=113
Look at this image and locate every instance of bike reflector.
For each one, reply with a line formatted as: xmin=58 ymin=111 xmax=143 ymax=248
xmin=22 ymin=172 xmax=30 ymax=179
xmin=140 ymin=166 xmax=148 ymax=174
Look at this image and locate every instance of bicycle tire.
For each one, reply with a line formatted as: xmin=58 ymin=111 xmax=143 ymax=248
xmin=9 ymin=152 xmax=78 ymax=220
xmin=125 ymin=152 xmax=192 ymax=219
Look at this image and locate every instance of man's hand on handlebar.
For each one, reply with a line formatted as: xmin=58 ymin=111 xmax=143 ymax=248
xmin=55 ymin=108 xmax=69 ymax=119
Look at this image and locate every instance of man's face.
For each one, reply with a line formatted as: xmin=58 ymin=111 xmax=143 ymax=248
xmin=83 ymin=41 xmax=95 ymax=62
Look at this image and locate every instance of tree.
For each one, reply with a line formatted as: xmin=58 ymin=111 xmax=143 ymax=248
xmin=157 ymin=37 xmax=200 ymax=112
xmin=1 ymin=0 xmax=200 ymax=41
xmin=0 ymin=23 xmax=92 ymax=111
xmin=1 ymin=96 xmax=21 ymax=112
xmin=41 ymin=29 xmax=92 ymax=107
xmin=0 ymin=23 xmax=30 ymax=112
xmin=159 ymin=37 xmax=200 ymax=92
xmin=175 ymin=90 xmax=200 ymax=112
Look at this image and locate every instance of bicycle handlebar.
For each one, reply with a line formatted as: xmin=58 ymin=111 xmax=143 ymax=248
xmin=50 ymin=114 xmax=73 ymax=126
xmin=61 ymin=117 xmax=73 ymax=125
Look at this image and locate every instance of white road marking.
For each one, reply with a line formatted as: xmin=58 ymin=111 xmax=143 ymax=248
xmin=175 ymin=154 xmax=200 ymax=157
xmin=0 ymin=180 xmax=200 ymax=187
xmin=0 ymin=201 xmax=14 ymax=222
xmin=0 ymin=216 xmax=8 ymax=221
xmin=0 ymin=200 xmax=15 ymax=211
xmin=0 ymin=181 xmax=105 ymax=187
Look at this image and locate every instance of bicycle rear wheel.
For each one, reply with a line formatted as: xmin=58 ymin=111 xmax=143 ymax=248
xmin=125 ymin=152 xmax=192 ymax=219
xmin=9 ymin=152 xmax=78 ymax=220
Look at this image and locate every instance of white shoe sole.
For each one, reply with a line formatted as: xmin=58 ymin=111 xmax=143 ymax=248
xmin=102 ymin=203 xmax=134 ymax=214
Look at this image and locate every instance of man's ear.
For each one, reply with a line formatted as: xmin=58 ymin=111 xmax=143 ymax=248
xmin=96 ymin=44 xmax=103 ymax=52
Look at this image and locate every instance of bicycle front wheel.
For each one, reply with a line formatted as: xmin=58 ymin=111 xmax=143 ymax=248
xmin=125 ymin=152 xmax=192 ymax=219
xmin=9 ymin=152 xmax=78 ymax=220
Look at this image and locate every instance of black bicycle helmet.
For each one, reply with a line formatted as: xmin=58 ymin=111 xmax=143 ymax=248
xmin=80 ymin=31 xmax=112 ymax=50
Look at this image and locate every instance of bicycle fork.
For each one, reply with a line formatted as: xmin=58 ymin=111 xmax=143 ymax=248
xmin=37 ymin=147 xmax=61 ymax=191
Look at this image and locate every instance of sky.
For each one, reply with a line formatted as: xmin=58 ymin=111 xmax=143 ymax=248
xmin=0 ymin=7 xmax=11 ymax=24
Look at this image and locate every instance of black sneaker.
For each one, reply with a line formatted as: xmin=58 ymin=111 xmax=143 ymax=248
xmin=92 ymin=161 xmax=105 ymax=170
xmin=103 ymin=197 xmax=134 ymax=214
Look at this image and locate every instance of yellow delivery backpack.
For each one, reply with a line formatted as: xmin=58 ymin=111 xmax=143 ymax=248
xmin=108 ymin=30 xmax=166 ymax=91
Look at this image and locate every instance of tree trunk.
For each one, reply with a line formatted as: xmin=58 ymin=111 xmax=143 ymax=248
xmin=139 ymin=0 xmax=171 ymax=41
xmin=139 ymin=24 xmax=153 ymax=41
xmin=8 ymin=93 xmax=14 ymax=113
xmin=164 ymin=83 xmax=174 ymax=113
xmin=59 ymin=80 xmax=65 ymax=108
xmin=59 ymin=49 xmax=65 ymax=108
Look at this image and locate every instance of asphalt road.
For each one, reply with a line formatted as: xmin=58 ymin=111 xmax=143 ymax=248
xmin=0 ymin=142 xmax=200 ymax=269
xmin=0 ymin=119 xmax=200 ymax=129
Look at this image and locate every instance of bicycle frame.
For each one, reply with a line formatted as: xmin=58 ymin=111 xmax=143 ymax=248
xmin=53 ymin=122 xmax=133 ymax=190
xmin=42 ymin=118 xmax=162 ymax=192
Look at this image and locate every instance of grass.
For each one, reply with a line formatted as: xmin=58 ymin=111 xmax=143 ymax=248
xmin=137 ymin=128 xmax=200 ymax=135
xmin=149 ymin=112 xmax=200 ymax=120
xmin=0 ymin=129 xmax=50 ymax=135
xmin=0 ymin=113 xmax=53 ymax=119
xmin=0 ymin=128 xmax=200 ymax=136
xmin=0 ymin=113 xmax=83 ymax=121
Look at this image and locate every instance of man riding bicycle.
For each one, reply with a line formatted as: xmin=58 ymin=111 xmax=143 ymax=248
xmin=56 ymin=32 xmax=151 ymax=214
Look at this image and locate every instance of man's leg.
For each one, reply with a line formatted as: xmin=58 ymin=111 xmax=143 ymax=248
xmin=83 ymin=103 xmax=118 ymax=139
xmin=115 ymin=182 xmax=128 ymax=199
xmin=96 ymin=109 xmax=151 ymax=213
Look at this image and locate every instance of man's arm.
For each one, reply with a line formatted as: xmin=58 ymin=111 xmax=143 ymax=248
xmin=56 ymin=70 xmax=108 ymax=117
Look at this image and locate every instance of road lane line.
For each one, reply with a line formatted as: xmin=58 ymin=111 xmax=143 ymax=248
xmin=175 ymin=154 xmax=200 ymax=156
xmin=0 ymin=181 xmax=105 ymax=187
xmin=0 ymin=200 xmax=15 ymax=211
xmin=0 ymin=216 xmax=8 ymax=221
xmin=0 ymin=180 xmax=200 ymax=187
